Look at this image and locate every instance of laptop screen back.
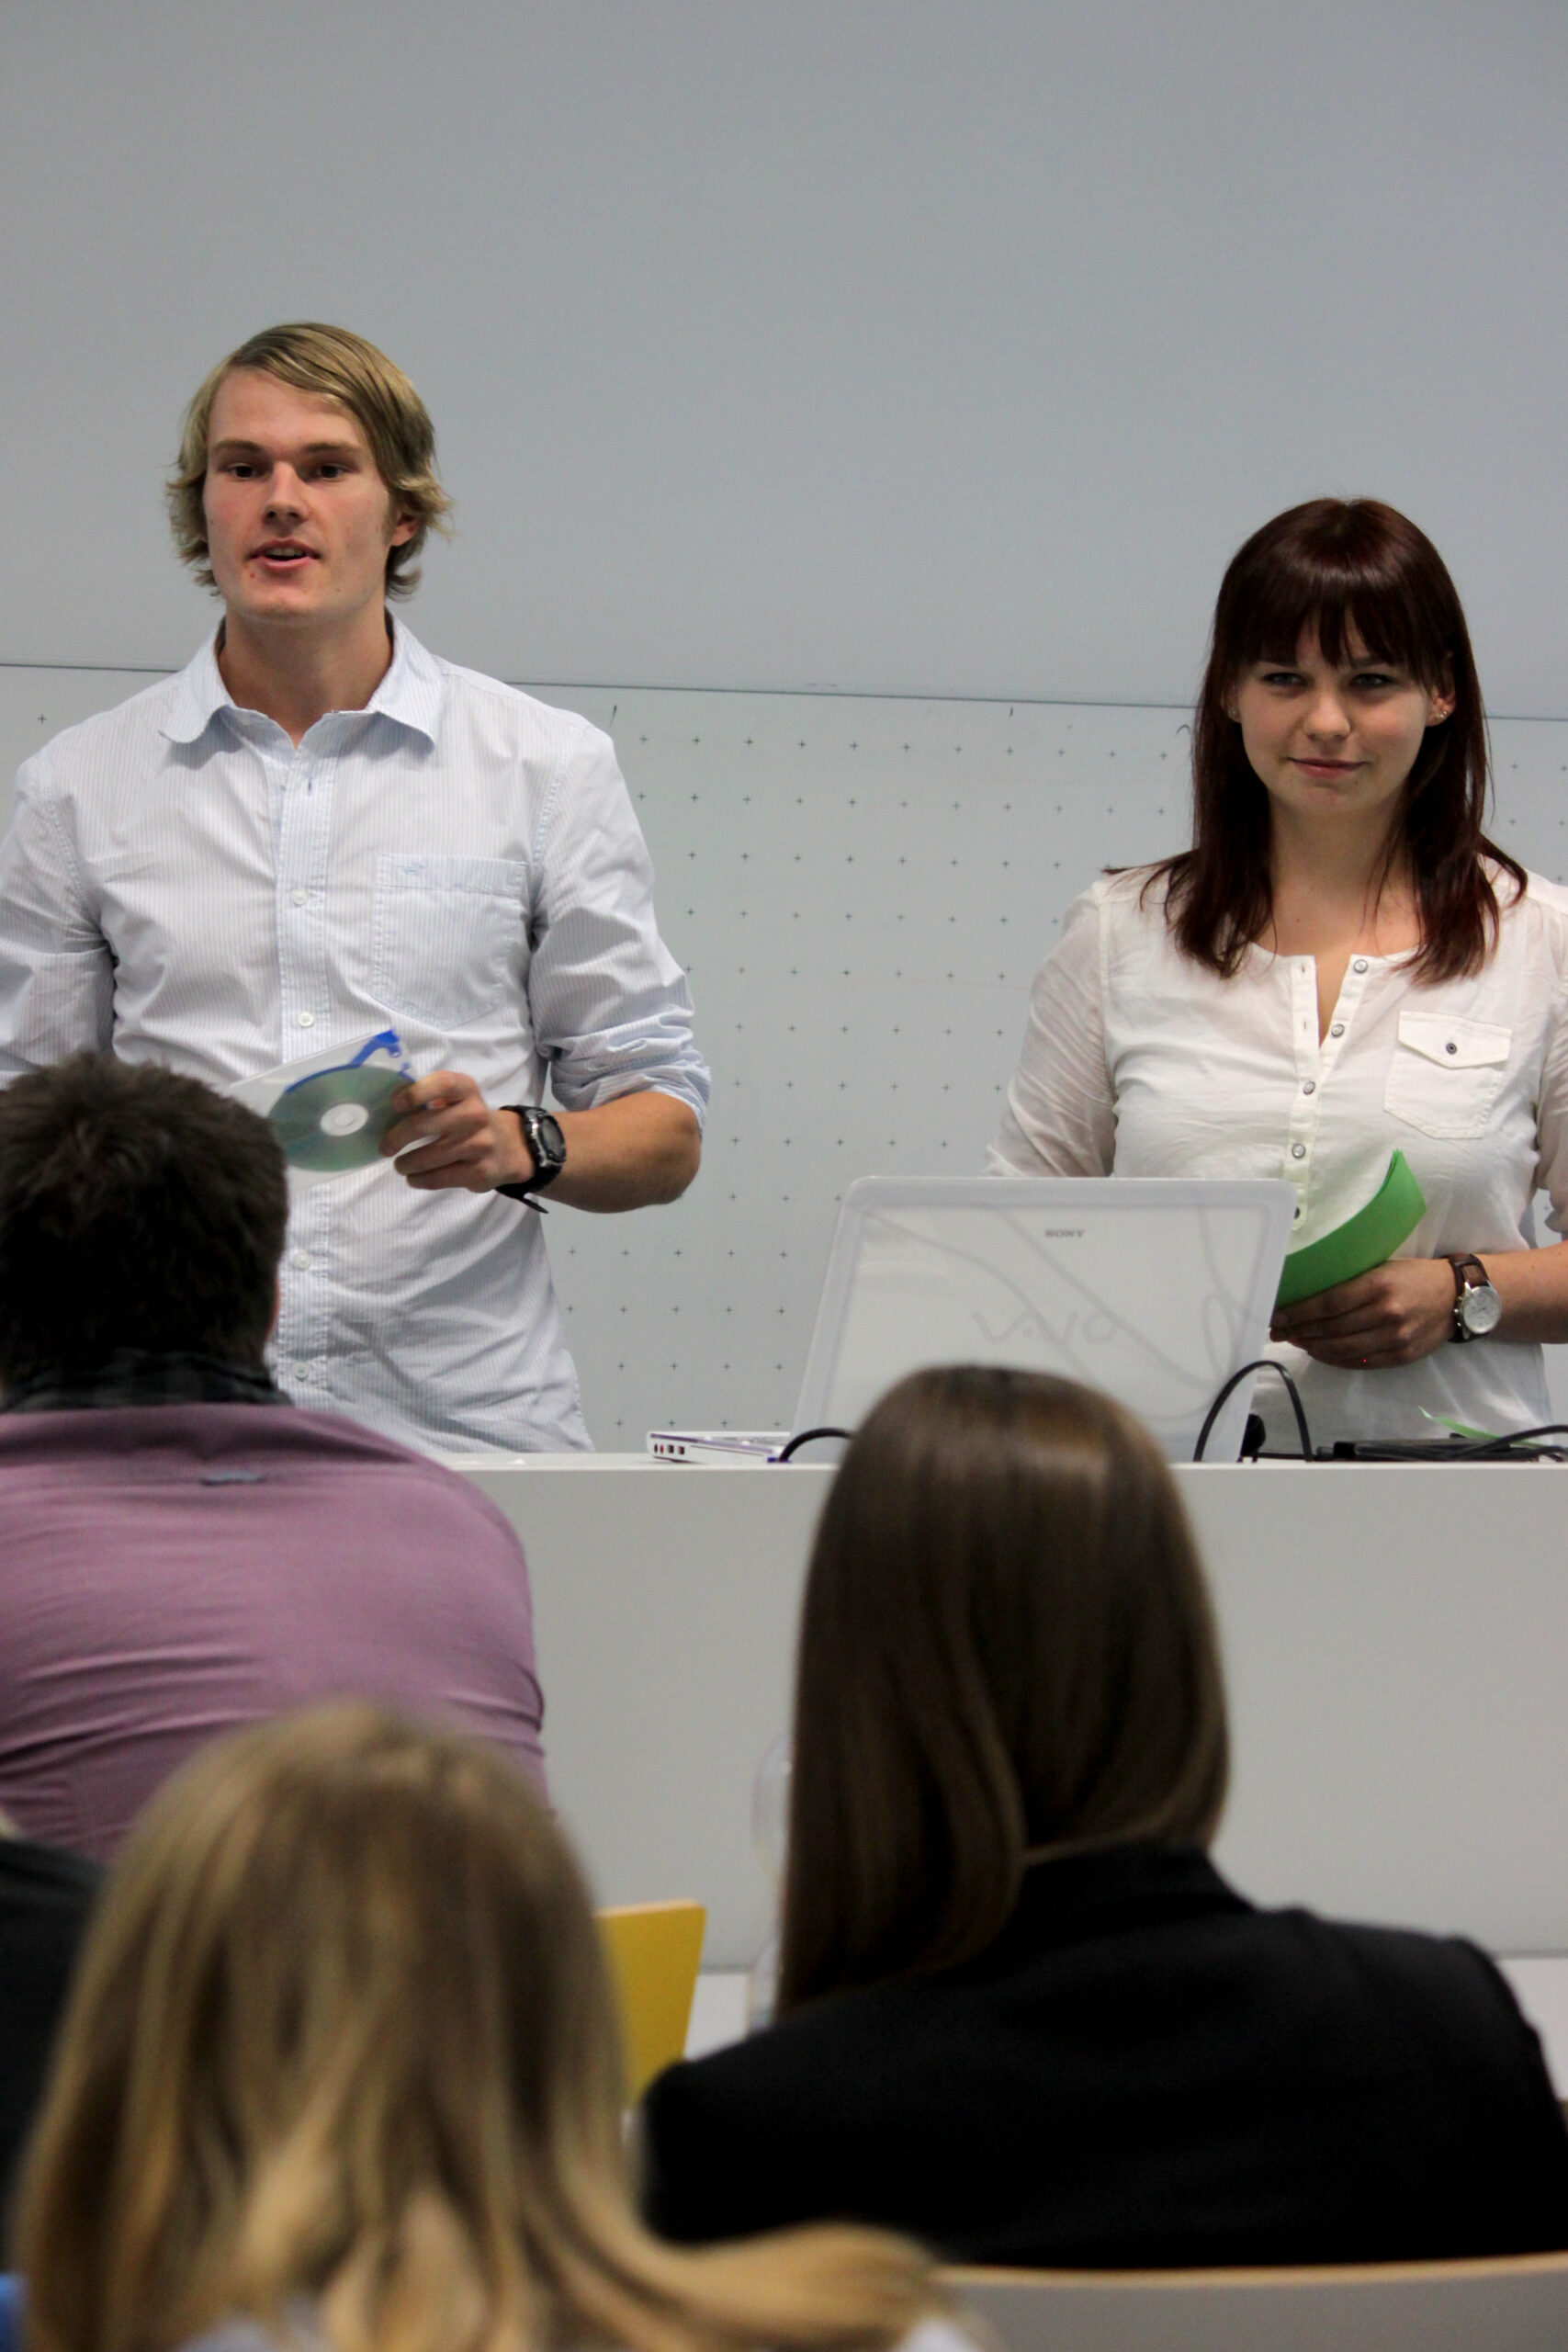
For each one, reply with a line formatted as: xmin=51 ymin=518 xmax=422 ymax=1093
xmin=794 ymin=1177 xmax=1296 ymax=1461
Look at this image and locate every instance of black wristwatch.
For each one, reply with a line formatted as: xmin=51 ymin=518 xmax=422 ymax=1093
xmin=497 ymin=1105 xmax=567 ymax=1209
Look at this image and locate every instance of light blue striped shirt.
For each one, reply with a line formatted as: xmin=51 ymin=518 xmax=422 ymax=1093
xmin=0 ymin=622 xmax=709 ymax=1453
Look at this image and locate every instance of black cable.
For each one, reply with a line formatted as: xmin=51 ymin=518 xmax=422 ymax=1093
xmin=784 ymin=1396 xmax=1566 ymax=1470
xmin=775 ymin=1424 xmax=854 ymax=1463
xmin=1402 ymin=1422 xmax=1568 ymax=1462
xmin=1193 ymin=1362 xmax=1313 ymax=1464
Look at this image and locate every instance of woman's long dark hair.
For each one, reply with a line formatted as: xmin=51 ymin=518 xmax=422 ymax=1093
xmin=1154 ymin=498 xmax=1523 ymax=981
xmin=776 ymin=1368 xmax=1227 ymax=2012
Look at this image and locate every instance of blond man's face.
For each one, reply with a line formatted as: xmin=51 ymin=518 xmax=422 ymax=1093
xmin=201 ymin=370 xmax=414 ymax=635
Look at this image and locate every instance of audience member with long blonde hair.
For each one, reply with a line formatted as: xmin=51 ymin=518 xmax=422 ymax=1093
xmin=14 ymin=1704 xmax=953 ymax=2352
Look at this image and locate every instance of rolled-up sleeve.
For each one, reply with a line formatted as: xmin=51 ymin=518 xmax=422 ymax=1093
xmin=0 ymin=755 xmax=114 ymax=1079
xmin=526 ymin=722 xmax=710 ymax=1123
xmin=987 ymin=883 xmax=1116 ymax=1177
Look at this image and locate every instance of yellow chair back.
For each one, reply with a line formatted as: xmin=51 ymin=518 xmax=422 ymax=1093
xmin=597 ymin=1899 xmax=706 ymax=2099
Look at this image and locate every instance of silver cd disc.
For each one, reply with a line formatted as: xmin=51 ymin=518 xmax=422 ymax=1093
xmin=269 ymin=1062 xmax=408 ymax=1171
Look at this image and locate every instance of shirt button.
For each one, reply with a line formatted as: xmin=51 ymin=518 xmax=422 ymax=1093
xmin=1445 ymin=1040 xmax=1458 ymax=1055
xmin=291 ymin=1250 xmax=312 ymax=1271
xmin=1302 ymin=1080 xmax=1315 ymax=1095
xmin=1292 ymin=1205 xmax=1303 ymax=1224
xmin=290 ymin=887 xmax=310 ymax=906
xmin=1291 ymin=1142 xmax=1307 ymax=1159
xmin=1352 ymin=957 xmax=1369 ymax=973
xmin=1330 ymin=1023 xmax=1345 ymax=1038
xmin=297 ymin=1011 xmax=315 ymax=1028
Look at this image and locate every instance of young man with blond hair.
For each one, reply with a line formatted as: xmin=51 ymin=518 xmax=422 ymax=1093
xmin=0 ymin=324 xmax=707 ymax=1452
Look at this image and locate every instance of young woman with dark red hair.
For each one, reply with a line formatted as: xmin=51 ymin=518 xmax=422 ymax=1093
xmin=989 ymin=499 xmax=1568 ymax=1448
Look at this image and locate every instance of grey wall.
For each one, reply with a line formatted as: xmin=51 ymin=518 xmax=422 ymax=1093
xmin=4 ymin=2 xmax=1567 ymax=709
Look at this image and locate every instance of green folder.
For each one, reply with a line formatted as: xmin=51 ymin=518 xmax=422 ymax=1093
xmin=1274 ymin=1148 xmax=1427 ymax=1309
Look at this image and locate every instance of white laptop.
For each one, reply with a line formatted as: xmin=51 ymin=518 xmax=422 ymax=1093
xmin=789 ymin=1176 xmax=1296 ymax=1463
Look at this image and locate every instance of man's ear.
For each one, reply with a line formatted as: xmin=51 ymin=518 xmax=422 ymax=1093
xmin=388 ymin=504 xmax=418 ymax=548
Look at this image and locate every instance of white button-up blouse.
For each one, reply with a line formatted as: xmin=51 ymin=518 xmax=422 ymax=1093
xmin=988 ymin=865 xmax=1568 ymax=1449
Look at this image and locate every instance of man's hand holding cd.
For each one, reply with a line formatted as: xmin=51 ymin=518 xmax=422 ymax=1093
xmin=381 ymin=1073 xmax=532 ymax=1193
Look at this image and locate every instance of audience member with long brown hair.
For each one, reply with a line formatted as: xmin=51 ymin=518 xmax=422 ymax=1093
xmin=641 ymin=1366 xmax=1568 ymax=2267
xmin=14 ymin=1704 xmax=956 ymax=2352
xmin=989 ymin=499 xmax=1568 ymax=1452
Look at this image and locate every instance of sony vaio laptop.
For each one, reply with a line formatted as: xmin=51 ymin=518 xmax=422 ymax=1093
xmin=788 ymin=1176 xmax=1295 ymax=1463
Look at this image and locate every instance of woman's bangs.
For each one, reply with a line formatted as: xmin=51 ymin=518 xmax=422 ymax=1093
xmin=1309 ymin=585 xmax=1435 ymax=681
xmin=1235 ymin=558 xmax=1441 ymax=684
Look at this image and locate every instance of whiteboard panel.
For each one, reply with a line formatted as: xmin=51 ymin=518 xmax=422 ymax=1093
xmin=5 ymin=664 xmax=1568 ymax=1445
xmin=0 ymin=667 xmax=165 ymax=807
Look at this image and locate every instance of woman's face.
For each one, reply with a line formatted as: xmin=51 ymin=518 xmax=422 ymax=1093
xmin=1227 ymin=628 xmax=1453 ymax=839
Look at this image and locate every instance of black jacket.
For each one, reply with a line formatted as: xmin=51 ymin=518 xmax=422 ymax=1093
xmin=641 ymin=1844 xmax=1568 ymax=2268
xmin=0 ymin=1835 xmax=100 ymax=2220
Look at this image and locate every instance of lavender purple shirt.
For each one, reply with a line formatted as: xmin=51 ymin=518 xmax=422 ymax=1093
xmin=0 ymin=1404 xmax=545 ymax=1860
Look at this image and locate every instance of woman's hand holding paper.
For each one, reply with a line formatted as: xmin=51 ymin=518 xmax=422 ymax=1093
xmin=1269 ymin=1257 xmax=1455 ymax=1369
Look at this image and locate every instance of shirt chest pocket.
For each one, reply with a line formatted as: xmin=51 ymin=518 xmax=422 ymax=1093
xmin=371 ymin=853 xmax=527 ymax=1031
xmin=1383 ymin=1011 xmax=1512 ymax=1139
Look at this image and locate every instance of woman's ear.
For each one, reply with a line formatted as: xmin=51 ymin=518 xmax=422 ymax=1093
xmin=1427 ymin=655 xmax=1457 ymax=726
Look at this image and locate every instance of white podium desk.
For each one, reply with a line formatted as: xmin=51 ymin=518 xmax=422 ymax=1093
xmin=449 ymin=1457 xmax=1568 ymax=1969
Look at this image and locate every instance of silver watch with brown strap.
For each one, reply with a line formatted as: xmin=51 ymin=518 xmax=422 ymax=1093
xmin=1448 ymin=1253 xmax=1502 ymax=1342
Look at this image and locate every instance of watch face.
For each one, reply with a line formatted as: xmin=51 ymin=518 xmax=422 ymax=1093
xmin=534 ymin=1112 xmax=566 ymax=1164
xmin=1461 ymin=1283 xmax=1503 ymax=1336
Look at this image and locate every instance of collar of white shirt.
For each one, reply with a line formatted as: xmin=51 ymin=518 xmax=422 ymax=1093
xmin=157 ymin=615 xmax=446 ymax=750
